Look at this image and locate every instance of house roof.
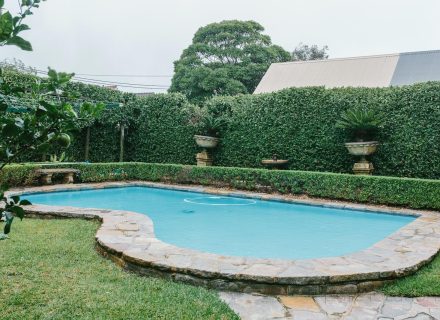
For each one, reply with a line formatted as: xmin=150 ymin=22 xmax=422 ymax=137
xmin=254 ymin=50 xmax=440 ymax=94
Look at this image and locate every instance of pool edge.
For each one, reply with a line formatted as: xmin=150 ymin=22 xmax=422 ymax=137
xmin=9 ymin=181 xmax=440 ymax=295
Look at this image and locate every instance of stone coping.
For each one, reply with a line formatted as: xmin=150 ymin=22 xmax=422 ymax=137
xmin=8 ymin=181 xmax=440 ymax=295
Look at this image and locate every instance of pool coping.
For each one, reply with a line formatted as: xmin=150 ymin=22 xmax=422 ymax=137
xmin=9 ymin=181 xmax=440 ymax=295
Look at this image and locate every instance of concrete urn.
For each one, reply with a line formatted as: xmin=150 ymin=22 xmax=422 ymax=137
xmin=194 ymin=135 xmax=219 ymax=149
xmin=344 ymin=141 xmax=379 ymax=175
xmin=345 ymin=141 xmax=379 ymax=157
xmin=194 ymin=135 xmax=219 ymax=167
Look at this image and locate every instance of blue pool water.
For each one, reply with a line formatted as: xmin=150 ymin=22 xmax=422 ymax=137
xmin=24 ymin=187 xmax=415 ymax=259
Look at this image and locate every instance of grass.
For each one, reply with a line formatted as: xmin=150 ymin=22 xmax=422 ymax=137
xmin=381 ymin=254 xmax=440 ymax=297
xmin=0 ymin=219 xmax=239 ymax=320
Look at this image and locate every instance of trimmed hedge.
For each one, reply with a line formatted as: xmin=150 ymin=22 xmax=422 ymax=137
xmin=3 ymin=70 xmax=440 ymax=179
xmin=0 ymin=164 xmax=41 ymax=186
xmin=61 ymin=83 xmax=440 ymax=180
xmin=3 ymin=163 xmax=440 ymax=210
xmin=210 ymin=84 xmax=440 ymax=179
xmin=124 ymin=94 xmax=198 ymax=164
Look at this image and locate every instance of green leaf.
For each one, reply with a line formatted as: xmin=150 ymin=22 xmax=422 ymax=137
xmin=0 ymin=1 xmax=4 ymax=9
xmin=3 ymin=211 xmax=13 ymax=234
xmin=2 ymin=123 xmax=20 ymax=136
xmin=36 ymin=105 xmax=47 ymax=117
xmin=3 ymin=223 xmax=12 ymax=235
xmin=19 ymin=199 xmax=32 ymax=205
xmin=6 ymin=35 xmax=33 ymax=51
xmin=0 ymin=99 xmax=8 ymax=112
xmin=0 ymin=12 xmax=13 ymax=38
xmin=10 ymin=206 xmax=25 ymax=219
xmin=13 ymin=23 xmax=30 ymax=35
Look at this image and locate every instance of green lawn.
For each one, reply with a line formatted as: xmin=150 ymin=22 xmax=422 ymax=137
xmin=381 ymin=254 xmax=440 ymax=297
xmin=0 ymin=219 xmax=238 ymax=320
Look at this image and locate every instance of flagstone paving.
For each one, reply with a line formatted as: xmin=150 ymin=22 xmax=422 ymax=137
xmin=219 ymin=292 xmax=440 ymax=320
xmin=220 ymin=292 xmax=440 ymax=320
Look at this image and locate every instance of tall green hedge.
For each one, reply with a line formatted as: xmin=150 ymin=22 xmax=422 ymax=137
xmin=210 ymin=84 xmax=440 ymax=179
xmin=3 ymin=163 xmax=440 ymax=210
xmin=124 ymin=94 xmax=197 ymax=164
xmin=2 ymin=69 xmax=440 ymax=179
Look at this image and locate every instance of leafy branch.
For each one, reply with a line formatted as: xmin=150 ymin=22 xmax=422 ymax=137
xmin=0 ymin=0 xmax=45 ymax=51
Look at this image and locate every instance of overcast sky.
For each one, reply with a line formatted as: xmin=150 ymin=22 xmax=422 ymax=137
xmin=1 ymin=0 xmax=439 ymax=92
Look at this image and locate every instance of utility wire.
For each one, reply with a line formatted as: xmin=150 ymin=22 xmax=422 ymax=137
xmin=73 ymin=76 xmax=169 ymax=88
xmin=33 ymin=69 xmax=170 ymax=90
xmin=74 ymin=73 xmax=172 ymax=78
xmin=2 ymin=63 xmax=170 ymax=90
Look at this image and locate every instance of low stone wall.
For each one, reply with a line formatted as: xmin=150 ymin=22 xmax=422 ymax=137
xmin=11 ymin=182 xmax=440 ymax=295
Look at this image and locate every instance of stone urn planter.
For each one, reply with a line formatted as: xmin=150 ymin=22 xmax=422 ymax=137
xmin=194 ymin=135 xmax=219 ymax=167
xmin=194 ymin=135 xmax=219 ymax=149
xmin=345 ymin=141 xmax=379 ymax=175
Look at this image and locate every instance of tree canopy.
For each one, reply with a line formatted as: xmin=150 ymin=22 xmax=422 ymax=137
xmin=291 ymin=42 xmax=329 ymax=61
xmin=169 ymin=20 xmax=290 ymax=103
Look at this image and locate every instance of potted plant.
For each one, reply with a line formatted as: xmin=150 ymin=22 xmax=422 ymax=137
xmin=193 ymin=113 xmax=223 ymax=148
xmin=187 ymin=106 xmax=227 ymax=148
xmin=336 ymin=107 xmax=383 ymax=174
xmin=186 ymin=106 xmax=227 ymax=166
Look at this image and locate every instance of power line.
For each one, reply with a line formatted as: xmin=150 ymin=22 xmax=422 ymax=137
xmin=33 ymin=69 xmax=170 ymax=90
xmin=73 ymin=75 xmax=170 ymax=88
xmin=2 ymin=63 xmax=171 ymax=91
xmin=74 ymin=73 xmax=173 ymax=78
xmin=73 ymin=80 xmax=169 ymax=90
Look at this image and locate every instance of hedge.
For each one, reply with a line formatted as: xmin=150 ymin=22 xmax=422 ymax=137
xmin=0 ymin=164 xmax=41 ymax=186
xmin=209 ymin=84 xmax=440 ymax=179
xmin=2 ymin=163 xmax=440 ymax=210
xmin=2 ymin=69 xmax=440 ymax=180
xmin=124 ymin=94 xmax=198 ymax=164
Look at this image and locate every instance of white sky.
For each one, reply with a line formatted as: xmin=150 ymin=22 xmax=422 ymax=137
xmin=1 ymin=0 xmax=439 ymax=92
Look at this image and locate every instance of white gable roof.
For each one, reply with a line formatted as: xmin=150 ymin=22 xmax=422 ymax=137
xmin=254 ymin=50 xmax=440 ymax=94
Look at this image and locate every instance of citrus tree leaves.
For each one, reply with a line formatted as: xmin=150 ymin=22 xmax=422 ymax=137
xmin=6 ymin=35 xmax=32 ymax=51
xmin=0 ymin=0 xmax=45 ymax=51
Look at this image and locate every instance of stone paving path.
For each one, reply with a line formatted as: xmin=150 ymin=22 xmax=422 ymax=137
xmin=220 ymin=292 xmax=440 ymax=319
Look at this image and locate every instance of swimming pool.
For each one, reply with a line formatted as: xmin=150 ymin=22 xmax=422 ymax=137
xmin=24 ymin=186 xmax=415 ymax=259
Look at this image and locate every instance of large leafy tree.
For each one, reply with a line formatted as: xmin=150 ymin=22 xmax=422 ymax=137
xmin=291 ymin=42 xmax=329 ymax=61
xmin=170 ymin=20 xmax=291 ymax=103
xmin=0 ymin=0 xmax=103 ymax=239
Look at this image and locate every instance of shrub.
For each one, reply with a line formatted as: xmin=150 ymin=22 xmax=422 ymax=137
xmin=335 ymin=106 xmax=384 ymax=141
xmin=5 ymin=162 xmax=440 ymax=210
xmin=0 ymin=164 xmax=41 ymax=186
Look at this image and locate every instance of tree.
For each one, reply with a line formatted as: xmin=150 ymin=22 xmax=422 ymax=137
xmin=291 ymin=42 xmax=329 ymax=61
xmin=170 ymin=20 xmax=291 ymax=103
xmin=0 ymin=0 xmax=103 ymax=239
